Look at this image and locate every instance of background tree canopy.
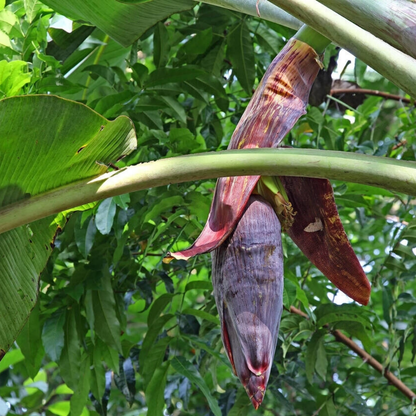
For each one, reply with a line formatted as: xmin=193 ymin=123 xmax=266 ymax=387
xmin=1 ymin=0 xmax=416 ymax=415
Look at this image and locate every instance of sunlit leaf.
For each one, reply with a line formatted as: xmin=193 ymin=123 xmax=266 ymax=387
xmin=41 ymin=0 xmax=194 ymax=47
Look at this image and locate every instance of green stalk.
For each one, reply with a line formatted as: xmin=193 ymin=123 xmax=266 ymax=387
xmin=195 ymin=0 xmax=302 ymax=30
xmin=294 ymin=24 xmax=330 ymax=54
xmin=318 ymin=0 xmax=416 ymax=60
xmin=266 ymin=0 xmax=416 ymax=98
xmin=1 ymin=148 xmax=416 ymax=235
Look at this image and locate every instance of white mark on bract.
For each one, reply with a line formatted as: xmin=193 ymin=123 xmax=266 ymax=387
xmin=304 ymin=217 xmax=323 ymax=232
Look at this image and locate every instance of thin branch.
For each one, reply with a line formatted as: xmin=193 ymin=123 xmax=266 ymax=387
xmin=289 ymin=306 xmax=416 ymax=402
xmin=330 ymin=88 xmax=415 ymax=105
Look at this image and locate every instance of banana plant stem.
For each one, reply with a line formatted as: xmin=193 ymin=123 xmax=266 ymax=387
xmin=294 ymin=25 xmax=330 ymax=54
xmin=1 ymin=148 xmax=416 ymax=235
xmin=266 ymin=0 xmax=416 ymax=98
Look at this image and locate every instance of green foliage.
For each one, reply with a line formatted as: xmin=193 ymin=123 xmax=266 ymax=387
xmin=1 ymin=1 xmax=416 ymax=416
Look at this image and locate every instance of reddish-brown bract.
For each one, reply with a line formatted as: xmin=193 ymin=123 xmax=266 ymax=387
xmin=212 ymin=195 xmax=283 ymax=409
xmin=280 ymin=176 xmax=371 ymax=305
xmin=168 ymin=39 xmax=321 ymax=261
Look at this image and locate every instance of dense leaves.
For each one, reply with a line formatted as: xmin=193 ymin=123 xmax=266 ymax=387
xmin=1 ymin=1 xmax=416 ymax=416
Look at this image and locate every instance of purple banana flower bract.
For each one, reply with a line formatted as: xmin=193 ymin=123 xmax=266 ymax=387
xmin=212 ymin=195 xmax=283 ymax=409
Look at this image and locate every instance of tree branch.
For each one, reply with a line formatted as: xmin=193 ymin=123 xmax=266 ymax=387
xmin=1 ymin=148 xmax=416 ymax=235
xmin=289 ymin=306 xmax=416 ymax=401
xmin=331 ymin=88 xmax=414 ymax=104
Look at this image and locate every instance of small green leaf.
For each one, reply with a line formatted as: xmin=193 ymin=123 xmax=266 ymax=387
xmin=0 ymin=61 xmax=31 ymax=97
xmin=42 ymin=310 xmax=66 ymax=362
xmin=16 ymin=302 xmax=45 ymax=378
xmin=84 ymin=289 xmax=95 ymax=333
xmin=83 ymin=64 xmax=115 ymax=85
xmin=227 ymin=388 xmax=251 ymax=416
xmin=201 ymin=40 xmax=226 ymax=77
xmin=321 ymin=397 xmax=337 ymax=416
xmin=227 ymin=21 xmax=255 ymax=95
xmin=159 ymin=96 xmax=187 ymax=124
xmin=92 ymin=269 xmax=122 ymax=354
xmin=252 ymin=22 xmax=281 ymax=54
xmin=181 ymin=334 xmax=230 ymax=367
xmin=171 ymin=356 xmax=222 ymax=416
xmin=283 ymin=279 xmax=297 ymax=308
xmin=96 ymin=198 xmax=117 ymax=235
xmin=185 ymin=74 xmax=228 ymax=112
xmin=315 ymin=338 xmax=328 ymax=380
xmin=315 ymin=304 xmax=371 ymax=330
xmin=0 ymin=349 xmax=25 ymax=373
xmin=142 ymin=337 xmax=171 ymax=386
xmin=334 ymin=321 xmax=373 ymax=351
xmin=154 ymin=21 xmax=169 ymax=68
xmin=382 ymin=286 xmax=394 ymax=325
xmin=59 ymin=308 xmax=82 ymax=390
xmin=296 ymin=285 xmax=309 ymax=308
xmin=146 ymin=361 xmax=170 ymax=416
xmin=140 ymin=314 xmax=174 ymax=369
xmin=75 ymin=215 xmax=97 ymax=258
xmin=146 ymin=66 xmax=206 ymax=87
xmin=70 ymin=353 xmax=91 ymax=416
xmin=385 ymin=256 xmax=407 ymax=272
xmin=305 ymin=329 xmax=327 ymax=384
xmin=47 ymin=26 xmax=95 ymax=62
xmin=182 ymin=308 xmax=220 ymax=325
xmin=181 ymin=27 xmax=212 ymax=55
xmin=113 ymin=193 xmax=130 ymax=209
xmin=23 ymin=0 xmax=37 ymax=22
xmin=90 ymin=344 xmax=106 ymax=403
xmin=97 ymin=338 xmax=120 ymax=374
xmin=147 ymin=293 xmax=175 ymax=327
xmin=131 ymin=63 xmax=149 ymax=87
xmin=48 ymin=401 xmax=70 ymax=416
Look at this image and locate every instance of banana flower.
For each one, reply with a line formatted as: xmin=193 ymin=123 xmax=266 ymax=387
xmin=166 ymin=39 xmax=371 ymax=408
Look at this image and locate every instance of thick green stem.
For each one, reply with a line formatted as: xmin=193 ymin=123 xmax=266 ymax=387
xmin=294 ymin=24 xmax=330 ymax=54
xmin=195 ymin=0 xmax=302 ymax=30
xmin=318 ymin=0 xmax=416 ymax=60
xmin=1 ymin=148 xmax=416 ymax=235
xmin=266 ymin=0 xmax=416 ymax=98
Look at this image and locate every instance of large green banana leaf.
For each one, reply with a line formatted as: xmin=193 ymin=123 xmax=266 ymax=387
xmin=0 ymin=95 xmax=136 ymax=359
xmin=41 ymin=0 xmax=194 ymax=47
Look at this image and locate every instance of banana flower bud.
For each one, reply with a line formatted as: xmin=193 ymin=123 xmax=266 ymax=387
xmin=212 ymin=195 xmax=283 ymax=409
